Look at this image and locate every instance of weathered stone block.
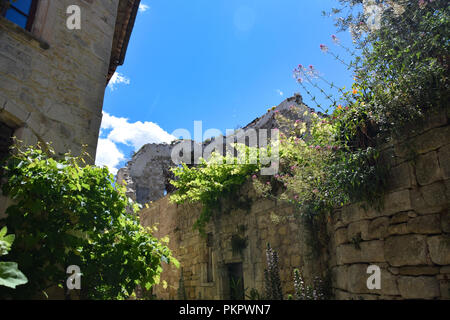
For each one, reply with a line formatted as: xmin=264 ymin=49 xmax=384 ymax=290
xmin=387 ymin=162 xmax=414 ymax=191
xmin=438 ymin=144 xmax=450 ymax=180
xmin=415 ymin=151 xmax=442 ymax=186
xmin=387 ymin=223 xmax=408 ymax=236
xmin=332 ymin=265 xmax=348 ymax=291
xmin=442 ymin=210 xmax=450 ymax=233
xmin=439 ymin=279 xmax=450 ymax=299
xmin=334 ymin=228 xmax=348 ymax=246
xmin=398 ymin=266 xmax=440 ymax=276
xmin=383 ymin=190 xmax=412 ymax=215
xmin=380 ymin=269 xmax=399 ymax=296
xmin=336 ymin=241 xmax=385 ymax=265
xmin=385 ymin=235 xmax=428 ymax=266
xmin=347 ymin=264 xmax=372 ymax=294
xmin=348 ymin=220 xmax=370 ymax=241
xmin=410 ymin=182 xmax=447 ymax=214
xmin=368 ymin=217 xmax=389 ymax=239
xmin=407 ymin=214 xmax=441 ymax=234
xmin=427 ymin=235 xmax=450 ymax=265
xmin=397 ymin=276 xmax=440 ymax=299
xmin=390 ymin=212 xmax=410 ymax=224
xmin=409 ymin=126 xmax=450 ymax=155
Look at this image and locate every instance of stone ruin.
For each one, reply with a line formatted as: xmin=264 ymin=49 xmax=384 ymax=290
xmin=117 ymin=94 xmax=319 ymax=205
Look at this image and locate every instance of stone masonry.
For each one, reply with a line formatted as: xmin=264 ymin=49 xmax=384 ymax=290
xmin=326 ymin=109 xmax=450 ymax=300
xmin=0 ymin=0 xmax=140 ymax=217
xmin=139 ymin=109 xmax=450 ymax=300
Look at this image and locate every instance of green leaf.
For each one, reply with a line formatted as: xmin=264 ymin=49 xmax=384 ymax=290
xmin=2 ymin=234 xmax=15 ymax=246
xmin=0 ymin=262 xmax=28 ymax=289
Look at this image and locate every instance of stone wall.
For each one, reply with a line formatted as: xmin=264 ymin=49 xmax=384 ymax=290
xmin=139 ymin=182 xmax=328 ymax=300
xmin=326 ymin=110 xmax=450 ymax=299
xmin=0 ymin=0 xmax=120 ymax=158
xmin=140 ymin=110 xmax=450 ymax=300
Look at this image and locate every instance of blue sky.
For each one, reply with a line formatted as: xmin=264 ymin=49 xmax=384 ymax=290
xmin=96 ymin=0 xmax=359 ymax=174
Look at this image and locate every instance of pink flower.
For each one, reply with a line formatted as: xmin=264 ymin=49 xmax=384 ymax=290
xmin=266 ymin=181 xmax=271 ymax=185
xmin=252 ymin=175 xmax=257 ymax=179
xmin=312 ymin=189 xmax=319 ymax=194
xmin=295 ymin=119 xmax=300 ymax=123
xmin=315 ymin=146 xmax=321 ymax=150
xmin=294 ymin=195 xmax=299 ymax=200
xmin=320 ymin=44 xmax=328 ymax=52
xmin=331 ymin=34 xmax=339 ymax=43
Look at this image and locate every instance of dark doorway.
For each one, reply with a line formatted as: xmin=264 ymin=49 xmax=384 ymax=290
xmin=0 ymin=121 xmax=14 ymax=171
xmin=227 ymin=263 xmax=244 ymax=300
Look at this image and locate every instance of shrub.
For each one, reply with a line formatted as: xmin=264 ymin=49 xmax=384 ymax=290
xmin=0 ymin=143 xmax=178 ymax=299
xmin=170 ymin=147 xmax=262 ymax=233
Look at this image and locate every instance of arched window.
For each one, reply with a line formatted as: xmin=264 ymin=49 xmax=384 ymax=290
xmin=0 ymin=0 xmax=39 ymax=31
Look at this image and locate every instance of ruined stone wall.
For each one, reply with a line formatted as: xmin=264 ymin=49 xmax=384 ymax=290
xmin=140 ymin=110 xmax=450 ymax=300
xmin=327 ymin=110 xmax=450 ymax=299
xmin=139 ymin=182 xmax=327 ymax=300
xmin=119 ymin=94 xmax=317 ymax=205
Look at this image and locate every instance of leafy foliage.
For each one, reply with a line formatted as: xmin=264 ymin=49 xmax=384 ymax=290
xmin=331 ymin=0 xmax=449 ymax=134
xmin=170 ymin=148 xmax=261 ymax=233
xmin=253 ymin=107 xmax=387 ymax=219
xmin=0 ymin=143 xmax=178 ymax=299
xmin=0 ymin=227 xmax=28 ymax=289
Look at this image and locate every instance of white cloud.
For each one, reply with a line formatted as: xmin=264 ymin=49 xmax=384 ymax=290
xmin=139 ymin=3 xmax=150 ymax=12
xmin=95 ymin=111 xmax=176 ymax=174
xmin=95 ymin=138 xmax=125 ymax=175
xmin=276 ymin=89 xmax=284 ymax=96
xmin=108 ymin=72 xmax=130 ymax=91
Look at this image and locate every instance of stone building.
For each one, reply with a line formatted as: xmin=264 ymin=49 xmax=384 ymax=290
xmin=0 ymin=0 xmax=141 ymax=214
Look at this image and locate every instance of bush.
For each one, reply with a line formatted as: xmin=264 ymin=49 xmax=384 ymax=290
xmin=0 ymin=143 xmax=178 ymax=299
xmin=170 ymin=147 xmax=261 ymax=233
